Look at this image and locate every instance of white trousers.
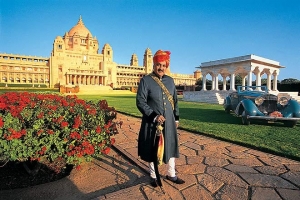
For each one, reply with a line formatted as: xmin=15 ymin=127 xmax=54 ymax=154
xmin=149 ymin=157 xmax=176 ymax=179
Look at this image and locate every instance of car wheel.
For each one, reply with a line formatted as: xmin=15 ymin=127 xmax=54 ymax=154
xmin=284 ymin=121 xmax=297 ymax=128
xmin=242 ymin=111 xmax=250 ymax=125
xmin=225 ymin=108 xmax=230 ymax=113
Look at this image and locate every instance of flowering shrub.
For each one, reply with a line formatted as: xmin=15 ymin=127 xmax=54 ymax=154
xmin=0 ymin=92 xmax=119 ymax=170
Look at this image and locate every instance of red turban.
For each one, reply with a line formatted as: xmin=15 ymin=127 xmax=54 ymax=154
xmin=153 ymin=50 xmax=171 ymax=68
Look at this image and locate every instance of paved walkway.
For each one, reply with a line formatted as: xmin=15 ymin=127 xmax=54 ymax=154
xmin=95 ymin=113 xmax=300 ymax=200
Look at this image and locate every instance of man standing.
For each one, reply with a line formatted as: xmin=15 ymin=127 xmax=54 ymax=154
xmin=136 ymin=50 xmax=185 ymax=187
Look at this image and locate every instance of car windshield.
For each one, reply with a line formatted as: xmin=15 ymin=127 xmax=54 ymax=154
xmin=238 ymin=86 xmax=268 ymax=93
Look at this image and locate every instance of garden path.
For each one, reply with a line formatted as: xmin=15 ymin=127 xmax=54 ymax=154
xmin=1 ymin=113 xmax=300 ymax=200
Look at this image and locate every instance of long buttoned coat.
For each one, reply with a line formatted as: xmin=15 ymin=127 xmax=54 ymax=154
xmin=136 ymin=73 xmax=179 ymax=164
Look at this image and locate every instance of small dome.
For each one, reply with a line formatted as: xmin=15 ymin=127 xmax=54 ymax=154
xmin=68 ymin=16 xmax=92 ymax=37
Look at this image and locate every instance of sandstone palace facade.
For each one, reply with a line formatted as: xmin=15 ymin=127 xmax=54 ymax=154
xmin=0 ymin=16 xmax=200 ymax=93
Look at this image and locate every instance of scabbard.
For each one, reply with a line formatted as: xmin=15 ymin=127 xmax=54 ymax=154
xmin=153 ymin=134 xmax=162 ymax=187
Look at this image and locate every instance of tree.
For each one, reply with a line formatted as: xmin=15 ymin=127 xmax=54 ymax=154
xmin=280 ymin=78 xmax=300 ymax=84
xmin=195 ymin=78 xmax=202 ymax=86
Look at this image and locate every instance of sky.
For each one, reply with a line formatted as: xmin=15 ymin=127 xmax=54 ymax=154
xmin=0 ymin=0 xmax=300 ymax=81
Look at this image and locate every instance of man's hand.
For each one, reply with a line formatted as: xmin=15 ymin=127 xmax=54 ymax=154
xmin=156 ymin=115 xmax=165 ymax=124
xmin=176 ymin=121 xmax=179 ymax=128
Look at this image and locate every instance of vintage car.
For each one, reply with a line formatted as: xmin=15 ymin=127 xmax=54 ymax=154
xmin=223 ymin=86 xmax=300 ymax=127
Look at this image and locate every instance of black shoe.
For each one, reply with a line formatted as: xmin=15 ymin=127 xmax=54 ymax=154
xmin=166 ymin=175 xmax=185 ymax=184
xmin=150 ymin=178 xmax=158 ymax=187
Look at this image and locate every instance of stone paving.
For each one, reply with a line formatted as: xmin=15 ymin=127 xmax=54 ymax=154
xmin=95 ymin=113 xmax=300 ymax=200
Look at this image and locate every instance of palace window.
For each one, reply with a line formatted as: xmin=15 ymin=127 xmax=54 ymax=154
xmin=58 ymin=44 xmax=62 ymax=49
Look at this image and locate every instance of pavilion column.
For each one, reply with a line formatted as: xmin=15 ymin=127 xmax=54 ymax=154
xmin=242 ymin=76 xmax=246 ymax=87
xmin=78 ymin=75 xmax=81 ymax=85
xmin=267 ymin=73 xmax=272 ymax=91
xmin=230 ymin=73 xmax=235 ymax=90
xmin=247 ymin=71 xmax=252 ymax=86
xmin=273 ymin=74 xmax=278 ymax=91
xmin=215 ymin=75 xmax=219 ymax=90
xmin=211 ymin=75 xmax=215 ymax=90
xmin=255 ymin=71 xmax=262 ymax=90
xmin=202 ymin=75 xmax=207 ymax=91
xmin=222 ymin=76 xmax=226 ymax=90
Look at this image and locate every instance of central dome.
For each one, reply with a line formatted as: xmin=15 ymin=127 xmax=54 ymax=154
xmin=68 ymin=16 xmax=92 ymax=37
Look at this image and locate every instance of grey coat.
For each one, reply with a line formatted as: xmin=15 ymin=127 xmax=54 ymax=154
xmin=136 ymin=73 xmax=179 ymax=163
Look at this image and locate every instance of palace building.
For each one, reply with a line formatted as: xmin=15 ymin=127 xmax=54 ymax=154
xmin=0 ymin=16 xmax=199 ymax=93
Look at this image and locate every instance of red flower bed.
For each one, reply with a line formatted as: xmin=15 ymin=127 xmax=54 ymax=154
xmin=0 ymin=92 xmax=119 ymax=173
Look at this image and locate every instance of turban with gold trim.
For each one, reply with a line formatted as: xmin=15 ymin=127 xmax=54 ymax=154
xmin=153 ymin=50 xmax=171 ymax=68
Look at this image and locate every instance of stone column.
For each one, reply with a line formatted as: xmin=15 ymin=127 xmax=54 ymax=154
xmin=267 ymin=73 xmax=272 ymax=91
xmin=230 ymin=73 xmax=235 ymax=90
xmin=202 ymin=75 xmax=207 ymax=91
xmin=211 ymin=75 xmax=215 ymax=90
xmin=273 ymin=73 xmax=278 ymax=91
xmin=222 ymin=76 xmax=227 ymax=90
xmin=215 ymin=75 xmax=219 ymax=91
xmin=255 ymin=70 xmax=262 ymax=90
xmin=78 ymin=75 xmax=81 ymax=85
xmin=247 ymin=71 xmax=252 ymax=86
xmin=90 ymin=75 xmax=93 ymax=85
xmin=242 ymin=76 xmax=246 ymax=87
xmin=66 ymin=74 xmax=68 ymax=85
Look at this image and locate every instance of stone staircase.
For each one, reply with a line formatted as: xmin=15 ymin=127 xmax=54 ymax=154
xmin=276 ymin=92 xmax=300 ymax=103
xmin=183 ymin=90 xmax=230 ymax=104
xmin=269 ymin=91 xmax=300 ymax=102
xmin=76 ymin=85 xmax=113 ymax=94
xmin=183 ymin=90 xmax=300 ymax=104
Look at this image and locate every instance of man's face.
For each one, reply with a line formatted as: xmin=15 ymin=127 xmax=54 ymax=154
xmin=153 ymin=61 xmax=167 ymax=78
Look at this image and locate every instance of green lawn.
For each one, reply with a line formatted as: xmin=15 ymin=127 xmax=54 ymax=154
xmin=79 ymin=94 xmax=300 ymax=161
